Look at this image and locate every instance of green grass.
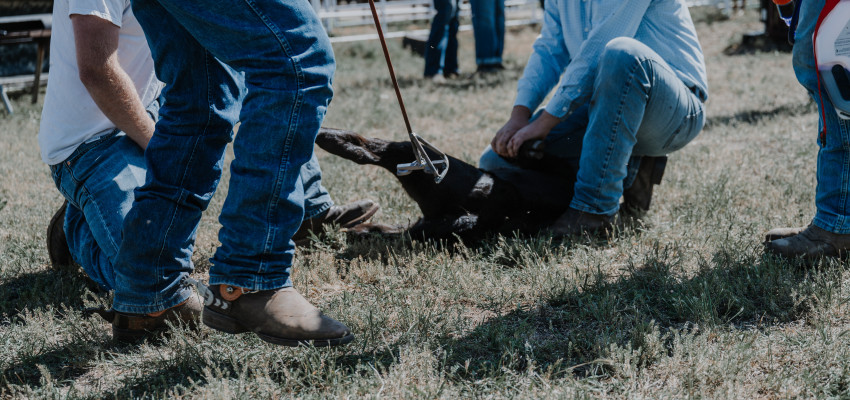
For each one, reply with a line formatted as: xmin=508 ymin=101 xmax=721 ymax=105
xmin=4 ymin=8 xmax=850 ymax=398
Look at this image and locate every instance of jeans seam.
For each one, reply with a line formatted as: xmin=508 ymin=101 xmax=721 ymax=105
xmin=78 ymin=178 xmax=121 ymax=257
xmin=241 ymin=0 xmax=303 ymax=282
xmin=838 ymin=117 xmax=850 ymax=230
xmin=592 ymin=58 xmax=641 ymax=211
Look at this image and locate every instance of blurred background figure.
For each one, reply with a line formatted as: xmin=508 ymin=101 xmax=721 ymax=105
xmin=424 ymin=0 xmax=460 ymax=81
xmin=733 ymin=0 xmax=747 ymax=14
xmin=470 ymin=0 xmax=506 ymax=73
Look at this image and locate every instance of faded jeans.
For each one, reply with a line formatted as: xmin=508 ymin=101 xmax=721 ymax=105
xmin=424 ymin=0 xmax=459 ymax=77
xmin=469 ymin=0 xmax=505 ymax=66
xmin=480 ymin=37 xmax=705 ymax=216
xmin=112 ymin=0 xmax=335 ymax=314
xmin=50 ymin=103 xmax=332 ymax=294
xmin=794 ymin=0 xmax=850 ymax=234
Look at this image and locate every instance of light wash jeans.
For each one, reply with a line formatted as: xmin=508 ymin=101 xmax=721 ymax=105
xmin=469 ymin=0 xmax=505 ymax=66
xmin=794 ymin=0 xmax=850 ymax=234
xmin=480 ymin=37 xmax=704 ymax=216
xmin=112 ymin=0 xmax=335 ymax=314
xmin=50 ymin=104 xmax=332 ymax=294
xmin=424 ymin=0 xmax=459 ymax=77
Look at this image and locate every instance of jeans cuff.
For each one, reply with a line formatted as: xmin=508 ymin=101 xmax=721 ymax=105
xmin=569 ymin=198 xmax=618 ymax=217
xmin=476 ymin=56 xmax=503 ymax=65
xmin=208 ymin=275 xmax=293 ymax=291
xmin=304 ymin=199 xmax=333 ymax=221
xmin=112 ymin=285 xmax=193 ymax=314
xmin=813 ymin=213 xmax=850 ymax=234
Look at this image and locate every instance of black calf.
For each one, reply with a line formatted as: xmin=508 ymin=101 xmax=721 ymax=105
xmin=316 ymin=127 xmax=576 ymax=242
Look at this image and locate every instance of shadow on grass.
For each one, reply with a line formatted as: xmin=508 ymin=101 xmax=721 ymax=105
xmin=1 ymin=338 xmax=111 ymax=388
xmin=0 ymin=269 xmax=93 ymax=322
xmin=19 ymin=244 xmax=830 ymax=395
xmin=704 ymin=101 xmax=816 ymax=130
xmin=441 ymin=246 xmax=820 ymax=380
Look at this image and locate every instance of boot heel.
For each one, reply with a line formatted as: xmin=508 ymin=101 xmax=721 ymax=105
xmin=203 ymin=308 xmax=249 ymax=334
xmin=651 ymin=156 xmax=667 ymax=185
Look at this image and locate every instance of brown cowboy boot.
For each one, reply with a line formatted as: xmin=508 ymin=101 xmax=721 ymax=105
xmin=88 ymin=294 xmax=203 ymax=343
xmin=202 ymin=285 xmax=354 ymax=347
xmin=764 ymin=226 xmax=807 ymax=242
xmin=292 ymin=200 xmax=380 ymax=245
xmin=47 ymin=200 xmax=74 ymax=271
xmin=764 ymin=224 xmax=850 ymax=260
xmin=550 ymin=208 xmax=615 ymax=237
xmin=621 ymin=156 xmax=667 ymax=217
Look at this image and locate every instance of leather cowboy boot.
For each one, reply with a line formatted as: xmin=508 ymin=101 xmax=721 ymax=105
xmin=764 ymin=226 xmax=807 ymax=242
xmin=621 ymin=156 xmax=667 ymax=217
xmin=764 ymin=224 xmax=850 ymax=260
xmin=88 ymin=295 xmax=204 ymax=343
xmin=47 ymin=200 xmax=73 ymax=271
xmin=550 ymin=208 xmax=615 ymax=237
xmin=292 ymin=199 xmax=380 ymax=245
xmin=203 ymin=285 xmax=354 ymax=347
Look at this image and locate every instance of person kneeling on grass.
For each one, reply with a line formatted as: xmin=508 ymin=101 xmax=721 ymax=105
xmin=480 ymin=0 xmax=708 ymax=236
xmin=40 ymin=0 xmax=377 ymax=343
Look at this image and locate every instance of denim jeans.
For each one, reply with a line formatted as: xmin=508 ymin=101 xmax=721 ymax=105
xmin=469 ymin=0 xmax=505 ymax=66
xmin=302 ymin=153 xmax=334 ymax=220
xmin=479 ymin=103 xmax=641 ymax=193
xmin=481 ymin=37 xmax=704 ymax=216
xmin=424 ymin=0 xmax=459 ymax=77
xmin=50 ymin=131 xmax=147 ymax=292
xmin=794 ymin=0 xmax=850 ymax=234
xmin=49 ymin=110 xmax=331 ymax=301
xmin=115 ymin=0 xmax=335 ymax=314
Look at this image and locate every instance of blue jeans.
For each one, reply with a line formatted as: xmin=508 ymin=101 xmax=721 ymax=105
xmin=51 ymin=131 xmax=147 ymax=292
xmin=479 ymin=104 xmax=642 ymax=193
xmin=480 ymin=38 xmax=704 ymax=216
xmin=469 ymin=0 xmax=505 ymax=66
xmin=302 ymin=153 xmax=334 ymax=220
xmin=794 ymin=0 xmax=850 ymax=234
xmin=115 ymin=0 xmax=335 ymax=314
xmin=49 ymin=119 xmax=332 ymax=297
xmin=424 ymin=0 xmax=459 ymax=77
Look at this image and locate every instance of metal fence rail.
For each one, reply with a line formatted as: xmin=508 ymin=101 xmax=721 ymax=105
xmin=314 ymin=0 xmax=737 ymax=43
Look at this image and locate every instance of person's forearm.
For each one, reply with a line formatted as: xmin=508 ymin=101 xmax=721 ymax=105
xmin=79 ymin=60 xmax=154 ymax=150
xmin=510 ymin=105 xmax=532 ymax=122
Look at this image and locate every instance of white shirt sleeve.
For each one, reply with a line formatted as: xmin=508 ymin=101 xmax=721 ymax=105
xmin=68 ymin=0 xmax=128 ymax=28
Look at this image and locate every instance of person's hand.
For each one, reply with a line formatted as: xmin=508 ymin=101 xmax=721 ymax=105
xmin=492 ymin=106 xmax=532 ymax=157
xmin=497 ymin=110 xmax=561 ymax=158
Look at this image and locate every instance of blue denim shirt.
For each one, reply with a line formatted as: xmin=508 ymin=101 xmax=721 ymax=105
xmin=515 ymin=0 xmax=709 ymax=119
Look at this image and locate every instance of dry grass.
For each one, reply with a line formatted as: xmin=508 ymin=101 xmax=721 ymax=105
xmin=3 ymin=8 xmax=850 ymax=399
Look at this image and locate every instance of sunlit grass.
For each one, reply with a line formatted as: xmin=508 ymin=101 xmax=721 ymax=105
xmin=3 ymin=8 xmax=849 ymax=399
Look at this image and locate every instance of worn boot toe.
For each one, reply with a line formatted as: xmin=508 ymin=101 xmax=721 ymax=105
xmin=764 ymin=226 xmax=807 ymax=242
xmin=203 ymin=285 xmax=353 ymax=347
xmin=549 ymin=208 xmax=615 ymax=237
xmin=764 ymin=225 xmax=850 ymax=260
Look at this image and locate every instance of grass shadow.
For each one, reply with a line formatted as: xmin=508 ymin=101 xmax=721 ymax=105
xmin=0 ymin=269 xmax=93 ymax=322
xmin=704 ymin=101 xmax=816 ymax=130
xmin=0 ymin=337 xmax=114 ymax=389
xmin=441 ymin=245 xmax=820 ymax=381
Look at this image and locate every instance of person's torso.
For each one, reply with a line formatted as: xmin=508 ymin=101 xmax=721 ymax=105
xmin=38 ymin=0 xmax=160 ymax=165
xmin=556 ymin=0 xmax=708 ymax=100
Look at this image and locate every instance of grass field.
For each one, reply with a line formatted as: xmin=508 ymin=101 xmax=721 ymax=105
xmin=2 ymin=8 xmax=848 ymax=399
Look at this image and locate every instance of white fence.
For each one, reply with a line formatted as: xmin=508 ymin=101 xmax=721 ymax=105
xmin=313 ymin=0 xmax=741 ymax=43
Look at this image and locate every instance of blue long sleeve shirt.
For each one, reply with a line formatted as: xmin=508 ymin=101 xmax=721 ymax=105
xmin=515 ymin=0 xmax=709 ymax=119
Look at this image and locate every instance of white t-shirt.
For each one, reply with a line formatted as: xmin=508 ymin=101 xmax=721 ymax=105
xmin=38 ymin=0 xmax=161 ymax=165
